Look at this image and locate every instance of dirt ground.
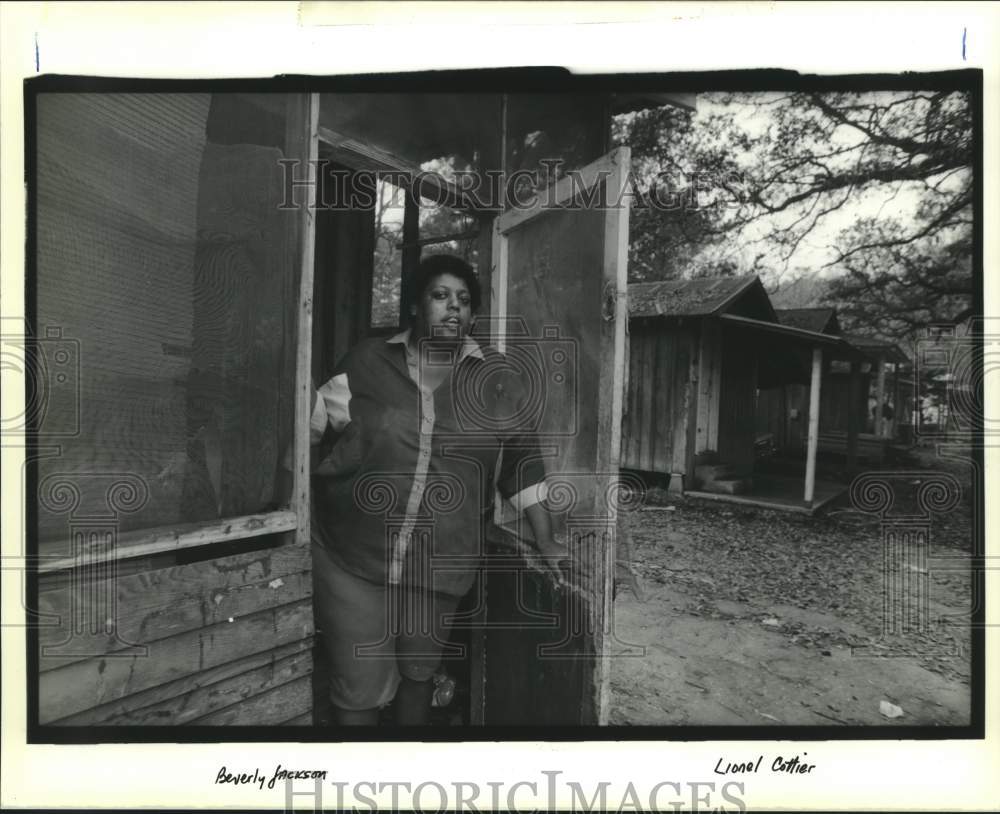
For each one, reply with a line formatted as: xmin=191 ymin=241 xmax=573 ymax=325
xmin=609 ymin=447 xmax=976 ymax=727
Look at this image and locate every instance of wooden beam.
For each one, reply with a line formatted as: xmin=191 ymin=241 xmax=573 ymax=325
xmin=611 ymin=91 xmax=698 ymax=114
xmin=318 ymin=124 xmax=472 ymax=211
xmin=804 ymin=347 xmax=823 ymax=504
xmin=490 ymin=96 xmax=510 ymax=354
xmin=38 ymin=511 xmax=298 ymax=574
xmin=490 ymin=215 xmax=509 ymax=354
xmin=395 ymin=228 xmax=480 ymax=250
xmin=292 ymin=94 xmax=321 ymax=547
xmin=596 ymin=145 xmax=631 ymax=725
xmin=497 ymin=146 xmax=631 ymax=236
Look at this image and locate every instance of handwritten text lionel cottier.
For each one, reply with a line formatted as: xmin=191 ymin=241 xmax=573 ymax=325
xmin=714 ymin=753 xmax=816 ymax=775
xmin=216 ymin=765 xmax=327 ymax=791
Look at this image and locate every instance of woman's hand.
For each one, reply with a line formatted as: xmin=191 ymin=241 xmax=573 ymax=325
xmin=523 ymin=502 xmax=569 ymax=588
xmin=533 ymin=533 xmax=570 ymax=588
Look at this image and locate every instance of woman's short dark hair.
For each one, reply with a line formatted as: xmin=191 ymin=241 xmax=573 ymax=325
xmin=406 ymin=254 xmax=482 ymax=319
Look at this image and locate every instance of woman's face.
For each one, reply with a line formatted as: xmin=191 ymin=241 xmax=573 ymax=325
xmin=412 ymin=272 xmax=473 ymax=341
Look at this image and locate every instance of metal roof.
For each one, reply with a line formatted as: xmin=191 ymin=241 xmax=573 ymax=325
xmin=628 ymin=276 xmax=762 ymax=318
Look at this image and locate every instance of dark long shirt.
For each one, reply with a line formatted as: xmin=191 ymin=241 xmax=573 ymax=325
xmin=308 ymin=331 xmax=548 ymax=597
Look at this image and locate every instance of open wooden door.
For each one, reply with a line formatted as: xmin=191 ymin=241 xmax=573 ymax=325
xmin=478 ymin=147 xmax=631 ymax=726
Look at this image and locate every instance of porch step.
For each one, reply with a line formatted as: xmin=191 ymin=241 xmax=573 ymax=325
xmin=703 ymin=476 xmax=753 ymax=495
xmin=695 ymin=463 xmax=738 ymax=484
xmin=693 ymin=451 xmax=721 ymax=467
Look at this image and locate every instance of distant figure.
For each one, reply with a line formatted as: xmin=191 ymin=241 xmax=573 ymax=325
xmin=871 ymin=399 xmax=895 ymax=435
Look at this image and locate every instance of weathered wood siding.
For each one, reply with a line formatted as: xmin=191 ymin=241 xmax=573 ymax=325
xmin=39 ymin=541 xmax=313 ymax=725
xmin=694 ymin=319 xmax=723 ymax=458
xmin=620 ymin=322 xmax=696 ymax=475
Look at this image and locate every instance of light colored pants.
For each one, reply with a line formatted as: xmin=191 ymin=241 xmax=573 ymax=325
xmin=311 ymin=540 xmax=462 ymax=711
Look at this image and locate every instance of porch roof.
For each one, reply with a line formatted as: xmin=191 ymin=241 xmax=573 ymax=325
xmin=720 ymin=313 xmax=857 ymax=353
xmin=844 ymin=334 xmax=911 ymax=366
xmin=776 ymin=307 xmax=841 ymax=335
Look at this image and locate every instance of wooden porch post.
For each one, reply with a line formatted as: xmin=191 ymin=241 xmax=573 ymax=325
xmin=875 ymin=352 xmax=887 ymax=437
xmin=292 ymin=93 xmax=320 ymax=548
xmin=846 ymin=358 xmax=860 ymax=470
xmin=804 ymin=347 xmax=823 ymax=504
xmin=891 ymin=362 xmax=900 ymax=439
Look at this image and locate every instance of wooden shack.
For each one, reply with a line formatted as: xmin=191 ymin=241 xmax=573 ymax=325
xmin=622 ymin=277 xmax=859 ymax=509
xmin=30 ymin=84 xmax=695 ymax=729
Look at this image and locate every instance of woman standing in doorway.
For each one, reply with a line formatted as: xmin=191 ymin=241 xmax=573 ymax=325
xmin=304 ymin=254 xmax=565 ymax=726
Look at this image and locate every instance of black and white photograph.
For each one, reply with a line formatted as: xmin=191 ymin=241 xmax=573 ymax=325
xmin=2 ymin=2 xmax=998 ymax=812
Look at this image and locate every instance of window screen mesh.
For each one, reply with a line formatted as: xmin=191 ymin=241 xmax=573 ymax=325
xmin=35 ymin=93 xmax=298 ymax=540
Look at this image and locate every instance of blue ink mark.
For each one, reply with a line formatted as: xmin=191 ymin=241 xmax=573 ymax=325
xmin=34 ymin=32 xmax=39 ymax=72
xmin=962 ymin=27 xmax=966 ymax=61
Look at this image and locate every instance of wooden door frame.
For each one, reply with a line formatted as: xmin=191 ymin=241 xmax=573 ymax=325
xmin=290 ymin=94 xmax=321 ymax=548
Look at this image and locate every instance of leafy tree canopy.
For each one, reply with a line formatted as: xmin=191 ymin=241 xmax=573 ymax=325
xmin=615 ymin=90 xmax=974 ymax=342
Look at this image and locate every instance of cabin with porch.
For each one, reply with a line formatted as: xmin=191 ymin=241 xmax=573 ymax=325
xmin=622 ymin=277 xmax=862 ymax=513
xmin=30 ymin=84 xmax=695 ymax=730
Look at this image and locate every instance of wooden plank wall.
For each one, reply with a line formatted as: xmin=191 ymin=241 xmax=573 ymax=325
xmin=693 ymin=319 xmax=723 ymax=457
xmin=620 ymin=322 xmax=695 ymax=476
xmin=39 ymin=541 xmax=313 ymax=725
